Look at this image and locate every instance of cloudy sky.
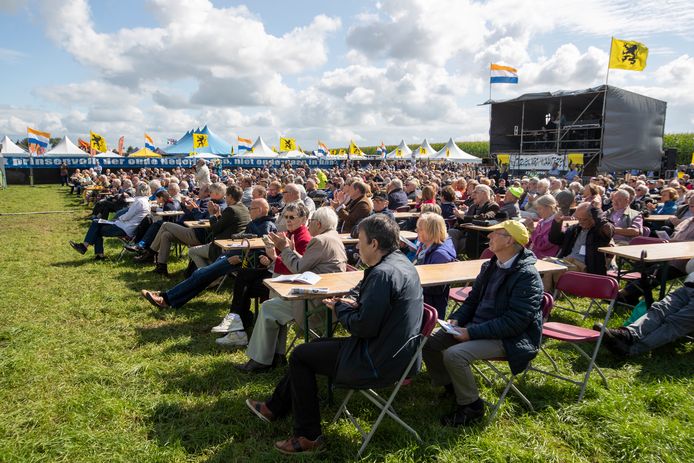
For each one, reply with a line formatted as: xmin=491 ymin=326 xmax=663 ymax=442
xmin=1 ymin=0 xmax=693 ymax=151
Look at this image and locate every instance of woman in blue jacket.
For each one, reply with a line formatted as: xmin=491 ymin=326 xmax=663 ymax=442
xmin=414 ymin=213 xmax=457 ymax=318
xmin=648 ymin=187 xmax=678 ymax=215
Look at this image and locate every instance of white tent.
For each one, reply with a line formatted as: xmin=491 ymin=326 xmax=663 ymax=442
xmin=280 ymin=150 xmax=310 ymax=159
xmin=432 ymin=138 xmax=482 ymax=163
xmin=0 ymin=135 xmax=28 ymax=155
xmin=236 ymin=136 xmax=277 ymax=157
xmin=95 ymin=151 xmax=121 ymax=158
xmin=386 ymin=139 xmax=412 ymax=159
xmin=412 ymin=138 xmax=437 ymax=159
xmin=45 ymin=136 xmax=88 ymax=156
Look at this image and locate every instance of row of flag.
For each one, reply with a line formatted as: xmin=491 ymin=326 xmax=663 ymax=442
xmin=490 ymin=37 xmax=649 ymax=86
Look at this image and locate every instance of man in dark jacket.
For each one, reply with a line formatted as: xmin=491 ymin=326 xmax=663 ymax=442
xmin=386 ymin=178 xmax=409 ymax=210
xmin=188 ymin=184 xmax=250 ymax=268
xmin=141 ymin=198 xmax=275 ymax=309
xmin=244 ymin=214 xmax=423 ymax=454
xmin=423 ymin=220 xmax=543 ymax=426
xmin=544 ymin=202 xmax=614 ymax=290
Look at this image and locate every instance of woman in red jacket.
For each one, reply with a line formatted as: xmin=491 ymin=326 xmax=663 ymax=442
xmin=215 ymin=202 xmax=312 ymax=347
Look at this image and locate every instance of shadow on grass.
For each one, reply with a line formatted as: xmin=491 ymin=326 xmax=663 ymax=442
xmin=51 ymin=258 xmax=106 ymax=268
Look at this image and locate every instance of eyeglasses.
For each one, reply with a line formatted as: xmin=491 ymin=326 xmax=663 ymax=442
xmin=283 ymin=215 xmax=298 ymax=220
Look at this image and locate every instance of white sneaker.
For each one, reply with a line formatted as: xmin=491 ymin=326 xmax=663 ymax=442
xmin=216 ymin=330 xmax=248 ymax=347
xmin=211 ymin=313 xmax=244 ymax=333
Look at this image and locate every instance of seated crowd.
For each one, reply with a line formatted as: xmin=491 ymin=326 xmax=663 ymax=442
xmin=65 ymin=160 xmax=694 ymax=454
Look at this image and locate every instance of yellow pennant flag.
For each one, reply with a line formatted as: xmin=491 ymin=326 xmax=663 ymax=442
xmin=609 ymin=38 xmax=648 ymax=71
xmin=90 ymin=131 xmax=108 ymax=152
xmin=279 ymin=137 xmax=297 ymax=151
xmin=193 ymin=133 xmax=208 ymax=148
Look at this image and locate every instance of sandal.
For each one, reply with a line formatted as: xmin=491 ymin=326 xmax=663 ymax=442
xmin=274 ymin=436 xmax=325 ymax=455
xmin=141 ymin=290 xmax=169 ymax=309
xmin=245 ymin=399 xmax=274 ymax=423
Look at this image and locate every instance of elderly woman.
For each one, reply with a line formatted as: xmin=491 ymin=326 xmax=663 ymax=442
xmin=235 ymin=206 xmax=347 ymax=372
xmin=70 ymin=182 xmax=151 ymax=259
xmin=414 ymin=213 xmax=457 ymax=318
xmin=648 ymin=187 xmax=678 ymax=215
xmin=524 ymin=194 xmax=561 ymax=259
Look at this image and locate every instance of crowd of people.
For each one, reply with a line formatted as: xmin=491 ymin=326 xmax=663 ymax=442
xmin=64 ymin=158 xmax=694 ymax=455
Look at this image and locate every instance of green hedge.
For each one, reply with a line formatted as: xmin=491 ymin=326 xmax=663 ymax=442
xmin=664 ymin=133 xmax=694 ymax=165
xmin=357 ymin=133 xmax=694 ymax=164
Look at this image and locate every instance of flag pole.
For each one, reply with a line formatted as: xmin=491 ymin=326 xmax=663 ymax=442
xmin=488 ymin=63 xmax=492 ymax=160
xmin=598 ymin=37 xmax=614 ymax=175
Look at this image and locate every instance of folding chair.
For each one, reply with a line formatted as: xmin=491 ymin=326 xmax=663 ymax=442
xmin=472 ymin=292 xmax=554 ymax=423
xmin=607 ymin=236 xmax=667 ymax=283
xmin=528 ymin=272 xmax=619 ymax=401
xmin=332 ymin=303 xmax=437 ymax=458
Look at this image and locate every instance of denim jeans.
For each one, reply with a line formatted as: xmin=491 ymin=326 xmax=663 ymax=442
xmin=139 ymin=221 xmax=163 ymax=248
xmin=162 ymin=255 xmax=237 ymax=308
xmin=84 ymin=220 xmax=127 ymax=255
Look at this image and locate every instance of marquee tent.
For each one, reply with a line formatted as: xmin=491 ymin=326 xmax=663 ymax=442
xmin=163 ymin=125 xmax=232 ymax=155
xmin=235 ymin=137 xmax=277 ymax=157
xmin=432 ymin=138 xmax=481 ymax=163
xmin=413 ymin=138 xmax=437 ymax=158
xmin=129 ymin=147 xmax=161 ymax=158
xmin=386 ymin=140 xmax=412 ymax=159
xmin=95 ymin=151 xmax=121 ymax=158
xmin=45 ymin=136 xmax=88 ymax=156
xmin=280 ymin=150 xmax=311 ymax=159
xmin=0 ymin=135 xmax=28 ymax=155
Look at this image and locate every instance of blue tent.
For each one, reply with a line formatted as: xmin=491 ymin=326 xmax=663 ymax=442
xmin=163 ymin=125 xmax=232 ymax=155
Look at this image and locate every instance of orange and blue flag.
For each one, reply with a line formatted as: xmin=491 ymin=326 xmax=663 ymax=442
xmin=490 ymin=64 xmax=518 ymax=84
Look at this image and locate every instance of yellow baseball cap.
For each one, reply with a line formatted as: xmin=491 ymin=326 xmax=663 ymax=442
xmin=487 ymin=220 xmax=529 ymax=246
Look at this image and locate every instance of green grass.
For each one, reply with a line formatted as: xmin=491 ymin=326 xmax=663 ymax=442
xmin=0 ymin=185 xmax=693 ymax=462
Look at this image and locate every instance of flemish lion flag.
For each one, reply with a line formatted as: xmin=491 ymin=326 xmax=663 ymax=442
xmin=609 ymin=38 xmax=648 ymax=71
xmin=90 ymin=131 xmax=108 ymax=152
xmin=193 ymin=133 xmax=208 ymax=148
xmin=279 ymin=137 xmax=297 ymax=151
xmin=349 ymin=140 xmax=363 ymax=156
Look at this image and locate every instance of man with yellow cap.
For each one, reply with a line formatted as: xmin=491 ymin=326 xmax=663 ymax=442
xmin=423 ymin=220 xmax=544 ymax=426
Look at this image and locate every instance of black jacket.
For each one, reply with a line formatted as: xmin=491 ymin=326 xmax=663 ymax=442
xmin=334 ymin=251 xmax=423 ymax=388
xmin=549 ymin=216 xmax=614 ymax=275
xmin=207 ymin=202 xmax=251 ymax=261
xmin=450 ymin=249 xmax=544 ymax=375
xmin=387 ymin=188 xmax=409 ymax=210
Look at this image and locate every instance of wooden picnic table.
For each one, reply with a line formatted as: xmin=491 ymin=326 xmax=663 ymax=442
xmin=599 ymin=241 xmax=694 ymax=303
xmin=184 ymin=220 xmax=210 ymax=229
xmin=154 ymin=210 xmax=184 ymax=217
xmin=643 ymin=214 xmax=675 ymax=223
xmin=214 ymin=231 xmax=420 ymax=251
xmin=264 ymin=259 xmax=566 ymax=301
xmin=394 ymin=211 xmax=420 ymax=219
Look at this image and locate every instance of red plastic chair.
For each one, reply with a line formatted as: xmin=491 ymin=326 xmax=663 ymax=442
xmin=447 ymin=248 xmax=495 ymax=313
xmin=472 ymin=292 xmax=554 ymax=422
xmin=332 ymin=303 xmax=438 ymax=458
xmin=528 ymin=272 xmax=619 ymax=401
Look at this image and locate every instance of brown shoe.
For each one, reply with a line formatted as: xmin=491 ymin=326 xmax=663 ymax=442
xmin=245 ymin=399 xmax=275 ymax=423
xmin=141 ymin=290 xmax=169 ymax=309
xmin=274 ymin=436 xmax=325 ymax=455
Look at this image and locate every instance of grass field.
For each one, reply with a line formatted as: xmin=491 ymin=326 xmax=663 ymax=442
xmin=0 ymin=185 xmax=692 ymax=462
